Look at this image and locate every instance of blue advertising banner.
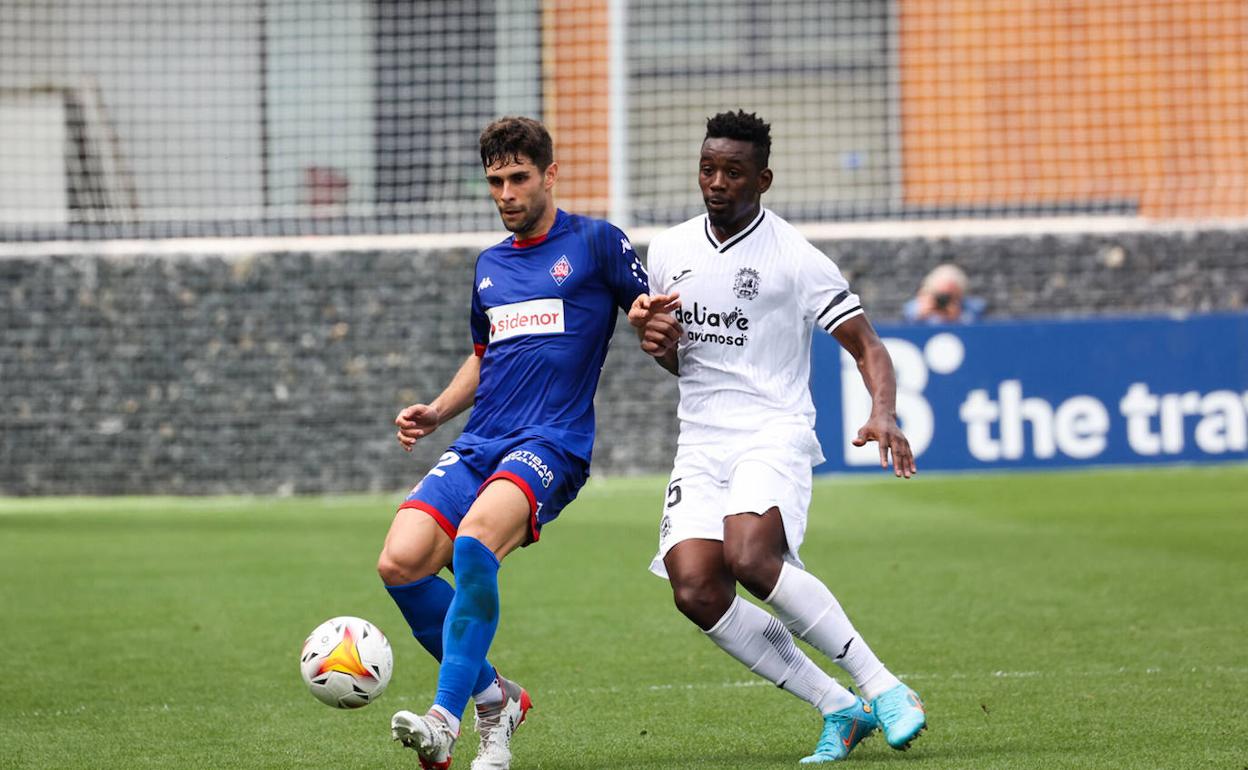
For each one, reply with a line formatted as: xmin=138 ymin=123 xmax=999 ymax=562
xmin=811 ymin=313 xmax=1248 ymax=472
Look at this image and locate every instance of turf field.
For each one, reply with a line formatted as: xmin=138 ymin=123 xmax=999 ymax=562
xmin=2 ymin=465 xmax=1246 ymax=769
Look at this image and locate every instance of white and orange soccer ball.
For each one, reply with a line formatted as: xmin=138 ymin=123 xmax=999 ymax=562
xmin=299 ymin=616 xmax=393 ymax=708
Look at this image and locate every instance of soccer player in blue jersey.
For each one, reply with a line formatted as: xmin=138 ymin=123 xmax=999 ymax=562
xmin=376 ymin=116 xmax=649 ymax=770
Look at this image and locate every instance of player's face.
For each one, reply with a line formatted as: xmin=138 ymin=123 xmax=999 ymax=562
xmin=698 ymin=137 xmax=772 ymax=240
xmin=485 ymin=154 xmax=558 ymax=238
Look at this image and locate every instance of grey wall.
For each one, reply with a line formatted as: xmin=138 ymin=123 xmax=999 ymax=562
xmin=2 ymin=226 xmax=1245 ymax=495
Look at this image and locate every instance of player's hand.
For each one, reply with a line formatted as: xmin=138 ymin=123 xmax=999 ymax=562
xmin=852 ymin=414 xmax=917 ymax=479
xmin=629 ymin=293 xmax=683 ymax=356
xmin=641 ymin=313 xmax=683 ymax=356
xmin=395 ymin=403 xmax=439 ymax=451
xmin=628 ymin=292 xmax=680 ymax=327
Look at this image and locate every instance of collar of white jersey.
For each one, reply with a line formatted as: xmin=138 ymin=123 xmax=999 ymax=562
xmin=703 ymin=208 xmax=767 ymax=253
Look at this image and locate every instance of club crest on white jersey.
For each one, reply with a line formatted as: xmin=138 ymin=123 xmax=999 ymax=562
xmin=486 ymin=298 xmax=565 ymax=343
xmin=733 ymin=267 xmax=760 ymax=300
xmin=644 ymin=208 xmax=862 ymax=441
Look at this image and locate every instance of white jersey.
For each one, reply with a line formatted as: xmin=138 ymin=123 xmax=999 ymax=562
xmin=646 ymin=208 xmax=863 ymax=463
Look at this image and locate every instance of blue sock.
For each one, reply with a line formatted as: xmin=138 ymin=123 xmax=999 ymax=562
xmin=433 ymin=536 xmax=501 ymax=720
xmin=385 ymin=575 xmax=497 ymax=695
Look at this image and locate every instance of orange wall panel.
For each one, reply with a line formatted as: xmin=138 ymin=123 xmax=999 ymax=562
xmin=899 ymin=0 xmax=1248 ymax=218
xmin=542 ymin=0 xmax=610 ymax=216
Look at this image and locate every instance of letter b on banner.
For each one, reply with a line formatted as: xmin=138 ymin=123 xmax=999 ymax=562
xmin=841 ymin=339 xmax=934 ymax=465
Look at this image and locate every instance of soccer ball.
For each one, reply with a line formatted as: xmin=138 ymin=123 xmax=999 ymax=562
xmin=299 ymin=616 xmax=393 ymax=709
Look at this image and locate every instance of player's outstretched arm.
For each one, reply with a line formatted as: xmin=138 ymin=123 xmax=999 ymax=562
xmin=628 ymin=293 xmax=681 ymax=375
xmin=832 ymin=315 xmax=917 ymax=478
xmin=395 ymin=353 xmax=481 ymax=451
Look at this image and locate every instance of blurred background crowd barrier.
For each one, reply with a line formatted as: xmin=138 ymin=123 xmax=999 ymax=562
xmin=3 ymin=226 xmax=1245 ymax=495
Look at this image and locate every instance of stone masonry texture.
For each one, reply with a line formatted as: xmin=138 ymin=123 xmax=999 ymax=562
xmin=1 ymin=227 xmax=1245 ymax=495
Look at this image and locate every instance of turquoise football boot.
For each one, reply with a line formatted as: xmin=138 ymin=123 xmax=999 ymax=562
xmin=871 ymin=683 xmax=926 ymax=750
xmin=799 ymin=697 xmax=878 ymax=763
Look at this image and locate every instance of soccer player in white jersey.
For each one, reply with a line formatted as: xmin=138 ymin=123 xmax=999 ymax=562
xmin=629 ymin=110 xmax=926 ymax=763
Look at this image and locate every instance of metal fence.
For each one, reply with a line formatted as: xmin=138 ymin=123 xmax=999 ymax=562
xmin=2 ymin=0 xmax=1244 ymax=239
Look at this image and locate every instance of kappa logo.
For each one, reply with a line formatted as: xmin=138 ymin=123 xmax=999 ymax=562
xmin=733 ymin=267 xmax=761 ymax=300
xmin=478 ymin=276 xmax=494 ymax=292
xmin=550 ymin=255 xmax=573 ymax=285
xmin=621 ymin=238 xmax=633 ymax=253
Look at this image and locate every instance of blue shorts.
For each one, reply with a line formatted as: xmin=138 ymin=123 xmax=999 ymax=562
xmin=400 ymin=432 xmax=589 ymax=545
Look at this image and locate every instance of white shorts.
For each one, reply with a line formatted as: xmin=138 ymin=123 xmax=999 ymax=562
xmin=649 ymin=428 xmax=816 ymax=579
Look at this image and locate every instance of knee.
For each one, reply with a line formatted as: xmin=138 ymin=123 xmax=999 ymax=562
xmin=377 ymin=547 xmax=432 ymax=586
xmin=723 ymin=547 xmax=782 ymax=600
xmin=376 ymin=549 xmax=407 ymax=585
xmin=671 ymin=576 xmax=735 ymax=630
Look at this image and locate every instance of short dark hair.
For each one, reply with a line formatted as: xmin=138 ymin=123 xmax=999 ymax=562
xmin=705 ymin=110 xmax=771 ymax=168
xmin=479 ymin=116 xmax=554 ymax=171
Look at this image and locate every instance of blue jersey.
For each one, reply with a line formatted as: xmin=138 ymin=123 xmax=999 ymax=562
xmin=463 ymin=209 xmax=648 ymax=462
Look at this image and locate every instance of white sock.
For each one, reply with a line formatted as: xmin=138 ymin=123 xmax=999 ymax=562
xmin=429 ymin=705 xmax=461 ymax=736
xmin=473 ymin=676 xmax=503 ymax=708
xmin=765 ymin=562 xmax=902 ymax=701
xmin=705 ymin=596 xmax=857 ymax=714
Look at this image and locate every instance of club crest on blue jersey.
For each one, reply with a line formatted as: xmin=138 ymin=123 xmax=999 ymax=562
xmin=733 ymin=267 xmax=761 ymax=300
xmin=550 ymin=255 xmax=573 ymax=285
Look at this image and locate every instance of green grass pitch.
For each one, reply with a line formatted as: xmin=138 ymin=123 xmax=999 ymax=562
xmin=2 ymin=465 xmax=1246 ymax=769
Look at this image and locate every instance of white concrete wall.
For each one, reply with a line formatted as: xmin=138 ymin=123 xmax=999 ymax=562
xmin=0 ymin=91 xmax=69 ymax=224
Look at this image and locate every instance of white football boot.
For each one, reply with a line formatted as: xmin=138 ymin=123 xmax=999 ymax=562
xmin=470 ymin=676 xmax=533 ymax=770
xmin=392 ymin=709 xmax=458 ymax=770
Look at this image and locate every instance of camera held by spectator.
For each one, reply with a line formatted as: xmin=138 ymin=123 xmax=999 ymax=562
xmin=903 ymin=263 xmax=986 ymax=324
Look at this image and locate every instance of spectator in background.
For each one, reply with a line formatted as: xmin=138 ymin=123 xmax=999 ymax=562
xmin=902 ymin=263 xmax=986 ymax=324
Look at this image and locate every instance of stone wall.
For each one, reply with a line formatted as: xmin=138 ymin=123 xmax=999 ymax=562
xmin=2 ymin=226 xmax=1245 ymax=494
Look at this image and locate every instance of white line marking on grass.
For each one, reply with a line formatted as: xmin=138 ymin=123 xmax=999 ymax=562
xmin=374 ymin=664 xmax=1248 ymax=706
xmin=531 ymin=666 xmax=1248 ymax=697
xmin=646 ymin=680 xmax=771 ymax=692
xmin=14 ymin=667 xmax=1247 ymax=719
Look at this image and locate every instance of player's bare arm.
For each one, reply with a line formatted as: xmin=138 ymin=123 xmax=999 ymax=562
xmin=395 ymin=353 xmax=481 ymax=450
xmin=628 ymin=293 xmax=682 ymax=374
xmin=832 ymin=315 xmax=917 ymax=478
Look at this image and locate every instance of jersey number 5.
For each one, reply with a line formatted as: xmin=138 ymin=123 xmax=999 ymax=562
xmin=666 ymin=479 xmax=682 ymax=508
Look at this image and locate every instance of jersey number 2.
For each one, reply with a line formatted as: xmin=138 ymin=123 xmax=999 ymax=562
xmin=427 ymin=451 xmax=460 ymax=478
